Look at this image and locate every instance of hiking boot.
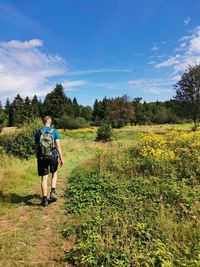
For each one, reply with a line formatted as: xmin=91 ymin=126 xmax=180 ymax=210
xmin=41 ymin=197 xmax=48 ymax=207
xmin=50 ymin=189 xmax=58 ymax=201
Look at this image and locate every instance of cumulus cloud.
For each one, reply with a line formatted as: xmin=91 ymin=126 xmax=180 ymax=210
xmin=0 ymin=39 xmax=69 ymax=100
xmin=155 ymin=26 xmax=200 ymax=72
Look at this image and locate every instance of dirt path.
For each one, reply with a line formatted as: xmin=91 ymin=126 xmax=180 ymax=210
xmin=0 ymin=139 xmax=96 ymax=267
xmin=0 ymin=171 xmax=70 ymax=267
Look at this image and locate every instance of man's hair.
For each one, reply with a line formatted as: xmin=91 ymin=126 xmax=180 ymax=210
xmin=43 ymin=116 xmax=52 ymax=124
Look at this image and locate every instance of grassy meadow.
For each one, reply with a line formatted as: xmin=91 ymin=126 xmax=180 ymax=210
xmin=0 ymin=123 xmax=200 ymax=266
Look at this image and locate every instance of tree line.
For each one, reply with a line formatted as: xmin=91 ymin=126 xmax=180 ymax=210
xmin=0 ymin=64 xmax=200 ymax=129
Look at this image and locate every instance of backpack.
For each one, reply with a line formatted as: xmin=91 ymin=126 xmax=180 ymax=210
xmin=39 ymin=128 xmax=55 ymax=158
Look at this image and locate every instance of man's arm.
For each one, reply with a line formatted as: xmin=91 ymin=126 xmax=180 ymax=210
xmin=35 ymin=130 xmax=39 ymax=158
xmin=55 ymin=139 xmax=64 ymax=166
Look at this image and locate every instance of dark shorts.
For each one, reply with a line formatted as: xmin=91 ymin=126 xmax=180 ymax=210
xmin=37 ymin=156 xmax=58 ymax=176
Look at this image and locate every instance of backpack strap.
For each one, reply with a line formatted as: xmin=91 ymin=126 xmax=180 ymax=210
xmin=40 ymin=128 xmax=54 ymax=134
xmin=49 ymin=128 xmax=54 ymax=134
xmin=40 ymin=128 xmax=45 ymax=134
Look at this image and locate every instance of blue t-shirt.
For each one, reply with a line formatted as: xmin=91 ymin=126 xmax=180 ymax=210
xmin=35 ymin=127 xmax=60 ymax=157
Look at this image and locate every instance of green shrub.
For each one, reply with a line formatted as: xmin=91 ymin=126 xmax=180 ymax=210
xmin=96 ymin=123 xmax=113 ymax=142
xmin=0 ymin=118 xmax=42 ymax=159
xmin=0 ymin=131 xmax=35 ymax=159
xmin=61 ymin=116 xmax=88 ymax=129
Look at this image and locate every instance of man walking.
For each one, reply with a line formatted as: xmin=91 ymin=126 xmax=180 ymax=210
xmin=35 ymin=116 xmax=64 ymax=207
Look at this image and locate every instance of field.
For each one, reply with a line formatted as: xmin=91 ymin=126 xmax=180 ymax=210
xmin=0 ymin=123 xmax=200 ymax=266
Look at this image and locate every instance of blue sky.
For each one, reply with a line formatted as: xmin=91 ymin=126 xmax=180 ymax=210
xmin=0 ymin=0 xmax=200 ymax=105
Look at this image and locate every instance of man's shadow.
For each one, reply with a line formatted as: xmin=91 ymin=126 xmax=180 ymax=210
xmin=0 ymin=190 xmax=42 ymax=206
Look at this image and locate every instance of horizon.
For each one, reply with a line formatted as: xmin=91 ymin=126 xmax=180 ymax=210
xmin=0 ymin=0 xmax=200 ymax=105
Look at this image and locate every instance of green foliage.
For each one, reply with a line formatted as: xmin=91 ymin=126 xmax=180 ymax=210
xmin=0 ymin=119 xmax=42 ymax=159
xmin=10 ymin=94 xmax=30 ymax=127
xmin=96 ymin=123 xmax=113 ymax=142
xmin=107 ymin=95 xmax=135 ymax=128
xmin=31 ymin=95 xmax=43 ymax=118
xmin=64 ymin=136 xmax=200 ymax=266
xmin=43 ymin=84 xmax=72 ymax=126
xmin=0 ymin=104 xmax=7 ymax=131
xmin=175 ymin=64 xmax=200 ymax=126
xmin=79 ymin=105 xmax=93 ymax=121
xmin=1 ymin=83 xmax=188 ymax=129
xmin=61 ymin=116 xmax=88 ymax=129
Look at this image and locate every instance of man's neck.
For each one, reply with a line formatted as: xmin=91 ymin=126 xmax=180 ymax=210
xmin=45 ymin=124 xmax=51 ymax=127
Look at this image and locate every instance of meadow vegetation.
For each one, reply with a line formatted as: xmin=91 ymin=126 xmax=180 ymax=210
xmin=63 ymin=125 xmax=200 ymax=266
xmin=0 ymin=123 xmax=200 ymax=266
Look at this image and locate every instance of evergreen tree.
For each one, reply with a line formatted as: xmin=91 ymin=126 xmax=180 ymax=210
xmin=31 ymin=95 xmax=40 ymax=118
xmin=79 ymin=106 xmax=93 ymax=121
xmin=71 ymin=97 xmax=80 ymax=117
xmin=92 ymin=97 xmax=108 ymax=123
xmin=43 ymin=84 xmax=69 ymax=126
xmin=10 ymin=94 xmax=26 ymax=126
xmin=5 ymin=98 xmax=11 ymax=115
xmin=4 ymin=98 xmax=12 ymax=126
xmin=24 ymin=96 xmax=31 ymax=123
xmin=0 ymin=101 xmax=6 ymax=130
xmin=93 ymin=99 xmax=99 ymax=121
xmin=38 ymin=99 xmax=44 ymax=118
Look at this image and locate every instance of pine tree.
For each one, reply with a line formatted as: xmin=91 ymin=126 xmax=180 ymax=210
xmin=92 ymin=98 xmax=108 ymax=122
xmin=71 ymin=97 xmax=80 ymax=117
xmin=43 ymin=84 xmax=69 ymax=126
xmin=4 ymin=98 xmax=12 ymax=126
xmin=10 ymin=94 xmax=26 ymax=127
xmin=24 ymin=96 xmax=31 ymax=123
xmin=38 ymin=99 xmax=44 ymax=118
xmin=79 ymin=106 xmax=93 ymax=121
xmin=93 ymin=99 xmax=99 ymax=121
xmin=0 ymin=101 xmax=6 ymax=129
xmin=5 ymin=98 xmax=11 ymax=115
xmin=31 ymin=95 xmax=40 ymax=118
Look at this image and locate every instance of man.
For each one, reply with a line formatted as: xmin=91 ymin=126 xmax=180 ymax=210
xmin=35 ymin=116 xmax=64 ymax=207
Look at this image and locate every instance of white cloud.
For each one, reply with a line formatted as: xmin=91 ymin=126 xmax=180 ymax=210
xmin=1 ymin=39 xmax=43 ymax=49
xmin=67 ymin=68 xmax=132 ymax=76
xmin=155 ymin=26 xmax=200 ymax=72
xmin=0 ymin=39 xmax=67 ymax=99
xmin=62 ymin=80 xmax=87 ymax=91
xmin=184 ymin=17 xmax=191 ymax=26
xmin=128 ymin=78 xmax=174 ymax=95
xmin=189 ymin=34 xmax=200 ymax=54
xmin=155 ymin=55 xmax=181 ymax=68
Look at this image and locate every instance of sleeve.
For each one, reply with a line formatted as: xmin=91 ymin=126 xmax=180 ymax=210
xmin=53 ymin=129 xmax=61 ymax=140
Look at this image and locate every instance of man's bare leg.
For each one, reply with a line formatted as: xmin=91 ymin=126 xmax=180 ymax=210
xmin=41 ymin=175 xmax=49 ymax=206
xmin=51 ymin=171 xmax=58 ymax=189
xmin=50 ymin=171 xmax=58 ymax=200
xmin=41 ymin=175 xmax=48 ymax=196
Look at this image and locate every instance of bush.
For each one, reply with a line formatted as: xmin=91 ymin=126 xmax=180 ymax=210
xmin=96 ymin=123 xmax=113 ymax=142
xmin=0 ymin=118 xmax=42 ymax=159
xmin=60 ymin=116 xmax=88 ymax=129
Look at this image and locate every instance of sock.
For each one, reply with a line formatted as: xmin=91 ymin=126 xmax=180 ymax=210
xmin=51 ymin=188 xmax=56 ymax=193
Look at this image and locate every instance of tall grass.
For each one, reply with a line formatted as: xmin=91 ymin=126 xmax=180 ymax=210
xmin=64 ymin=132 xmax=200 ymax=266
